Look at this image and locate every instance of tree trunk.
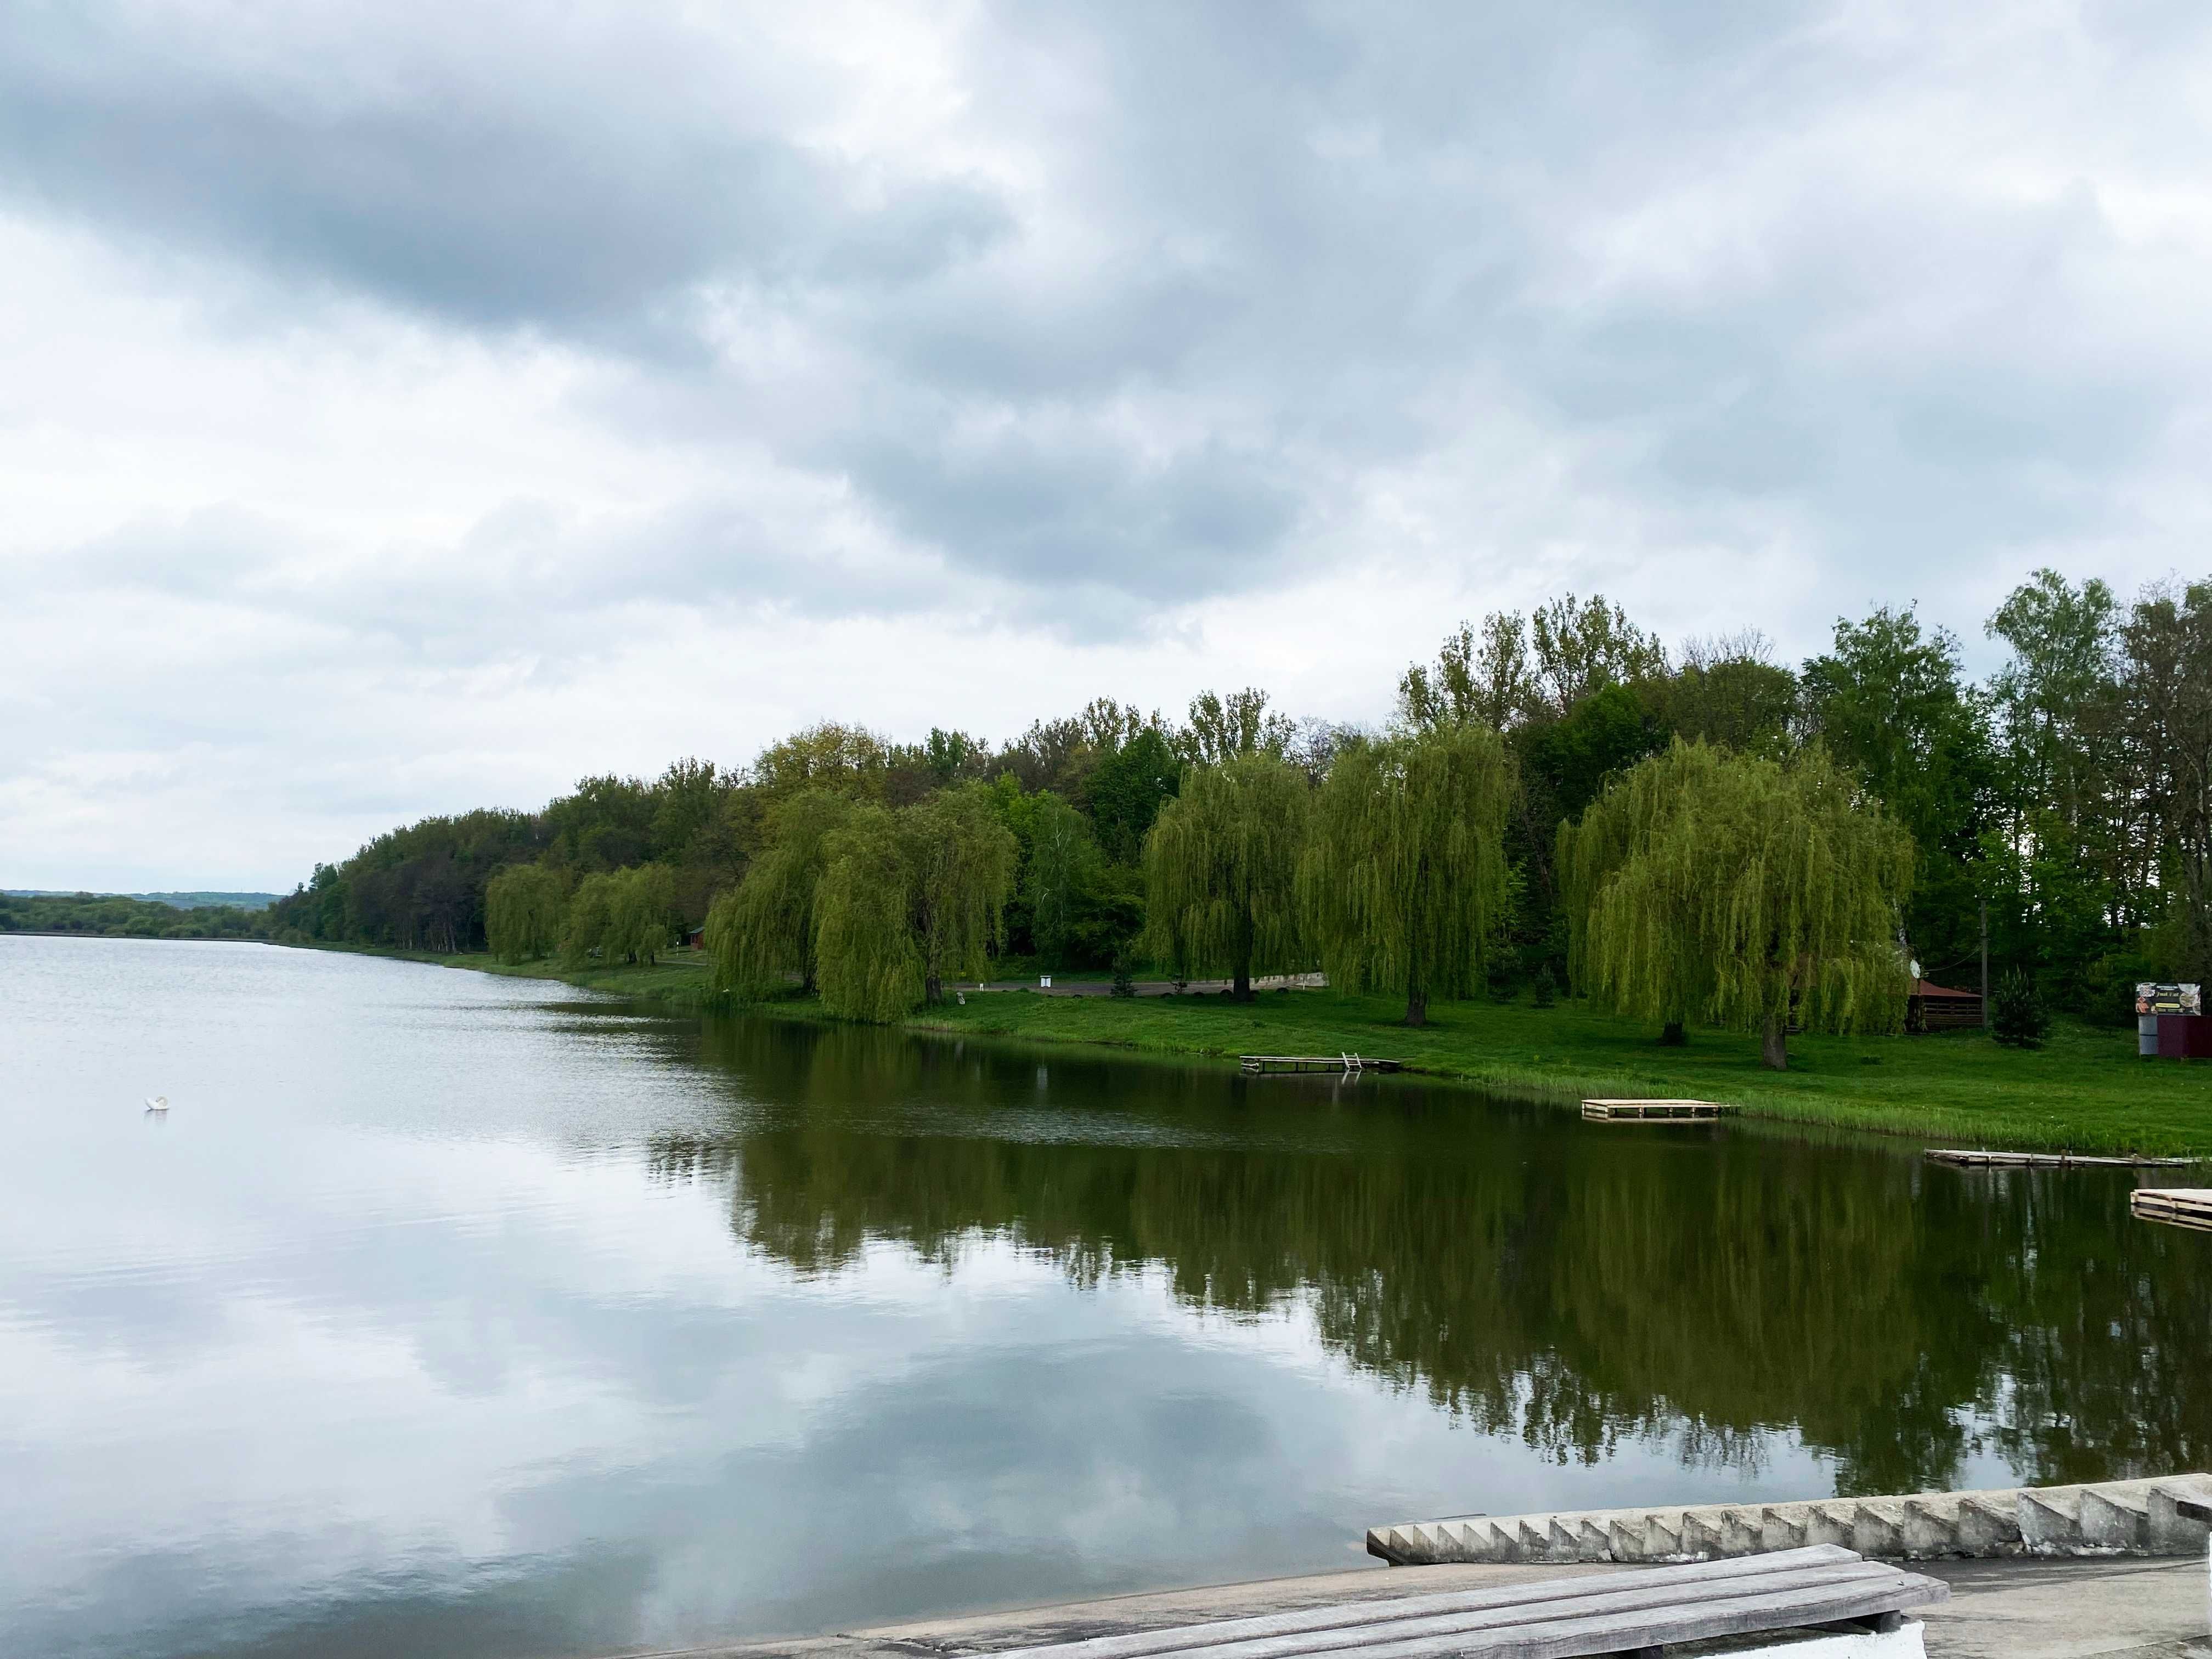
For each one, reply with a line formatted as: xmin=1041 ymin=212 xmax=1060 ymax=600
xmin=1233 ymin=966 xmax=1252 ymax=1000
xmin=1660 ymin=1020 xmax=1686 ymax=1047
xmin=1760 ymin=1013 xmax=1787 ymax=1070
xmin=925 ymin=971 xmax=944 ymax=1005
xmin=1404 ymin=984 xmax=1429 ymax=1028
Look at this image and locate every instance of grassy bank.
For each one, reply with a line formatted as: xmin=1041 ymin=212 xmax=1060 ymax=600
xmin=323 ymin=944 xmax=2212 ymax=1155
xmin=911 ymin=989 xmax=2212 ymax=1154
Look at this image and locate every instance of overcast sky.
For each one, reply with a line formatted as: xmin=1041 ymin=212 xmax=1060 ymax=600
xmin=5 ymin=2 xmax=2211 ymax=891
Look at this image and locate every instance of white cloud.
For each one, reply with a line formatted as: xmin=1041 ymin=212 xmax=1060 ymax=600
xmin=5 ymin=0 xmax=2212 ymax=887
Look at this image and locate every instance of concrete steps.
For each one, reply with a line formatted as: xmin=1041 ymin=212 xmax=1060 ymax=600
xmin=1367 ymin=1474 xmax=2212 ymax=1566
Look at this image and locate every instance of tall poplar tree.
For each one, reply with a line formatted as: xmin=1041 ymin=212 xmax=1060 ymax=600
xmin=1143 ymin=753 xmax=1310 ymax=999
xmin=705 ymin=790 xmax=858 ymax=997
xmin=1559 ymin=742 xmax=1914 ymax=1069
xmin=1300 ymin=725 xmax=1515 ymax=1026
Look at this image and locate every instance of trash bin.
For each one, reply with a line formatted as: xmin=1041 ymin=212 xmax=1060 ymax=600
xmin=2142 ymin=1014 xmax=2163 ymax=1058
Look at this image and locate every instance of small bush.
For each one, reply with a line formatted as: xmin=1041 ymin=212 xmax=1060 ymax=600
xmin=1109 ymin=947 xmax=1137 ymax=998
xmin=1531 ymin=964 xmax=1558 ymax=1008
xmin=1990 ymin=970 xmax=2050 ymax=1048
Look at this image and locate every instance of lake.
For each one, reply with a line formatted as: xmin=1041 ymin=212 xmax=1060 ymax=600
xmin=4 ymin=935 xmax=2208 ymax=1658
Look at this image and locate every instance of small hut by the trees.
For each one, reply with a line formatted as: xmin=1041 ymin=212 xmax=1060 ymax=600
xmin=1558 ymin=741 xmax=1915 ymax=1068
xmin=1300 ymin=724 xmax=1515 ymax=1026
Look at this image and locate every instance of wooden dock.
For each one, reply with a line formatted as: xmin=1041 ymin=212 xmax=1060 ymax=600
xmin=1929 ymin=1149 xmax=2200 ymax=1170
xmin=1581 ymin=1098 xmax=1735 ymax=1122
xmin=2131 ymin=1189 xmax=2212 ymax=1233
xmin=1239 ymin=1053 xmax=1403 ymax=1075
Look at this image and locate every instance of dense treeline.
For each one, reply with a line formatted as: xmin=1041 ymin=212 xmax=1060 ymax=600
xmin=0 ymin=890 xmax=274 ymax=940
xmin=274 ymin=568 xmax=2212 ymax=1034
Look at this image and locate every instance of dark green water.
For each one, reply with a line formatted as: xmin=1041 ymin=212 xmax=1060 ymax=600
xmin=5 ymin=936 xmax=2209 ymax=1657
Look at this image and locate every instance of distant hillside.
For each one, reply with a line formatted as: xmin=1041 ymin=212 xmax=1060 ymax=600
xmin=1 ymin=890 xmax=276 ymax=940
xmin=4 ymin=889 xmax=281 ymax=911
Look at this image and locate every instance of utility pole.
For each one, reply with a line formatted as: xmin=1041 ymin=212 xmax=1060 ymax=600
xmin=1979 ymin=899 xmax=1990 ymax=1029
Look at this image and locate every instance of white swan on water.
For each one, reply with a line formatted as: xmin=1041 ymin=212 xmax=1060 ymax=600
xmin=144 ymin=1096 xmax=168 ymax=1113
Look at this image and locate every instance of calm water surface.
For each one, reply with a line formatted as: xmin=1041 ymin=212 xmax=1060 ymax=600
xmin=5 ymin=936 xmax=2209 ymax=1658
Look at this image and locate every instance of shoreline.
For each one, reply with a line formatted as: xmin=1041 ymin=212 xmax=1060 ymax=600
xmin=274 ymin=941 xmax=2212 ymax=1156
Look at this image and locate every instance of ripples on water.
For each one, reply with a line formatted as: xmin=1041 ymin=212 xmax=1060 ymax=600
xmin=2 ymin=935 xmax=2207 ymax=1658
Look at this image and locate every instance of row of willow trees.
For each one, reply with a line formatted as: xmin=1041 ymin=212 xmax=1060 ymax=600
xmin=674 ymin=723 xmax=1907 ymax=1069
xmin=275 ymin=568 xmax=2212 ymax=1028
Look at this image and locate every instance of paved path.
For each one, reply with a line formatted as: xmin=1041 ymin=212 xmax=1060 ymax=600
xmin=960 ymin=973 xmax=1329 ymax=999
xmin=610 ymin=1553 xmax=2209 ymax=1659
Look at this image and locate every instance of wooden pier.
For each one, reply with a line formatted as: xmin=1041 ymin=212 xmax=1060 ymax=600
xmin=1581 ymin=1098 xmax=1735 ymax=1122
xmin=1928 ymin=1149 xmax=2199 ymax=1170
xmin=1239 ymin=1053 xmax=1403 ymax=1075
xmin=2131 ymin=1189 xmax=2212 ymax=1233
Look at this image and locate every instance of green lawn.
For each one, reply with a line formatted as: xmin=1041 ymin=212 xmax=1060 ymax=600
xmin=915 ymin=989 xmax=2212 ymax=1155
xmin=317 ymin=944 xmax=2212 ymax=1155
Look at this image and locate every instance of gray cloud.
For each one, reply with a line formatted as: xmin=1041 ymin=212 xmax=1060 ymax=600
xmin=9 ymin=0 xmax=2212 ymax=882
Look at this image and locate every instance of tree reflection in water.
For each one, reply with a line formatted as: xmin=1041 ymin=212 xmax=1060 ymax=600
xmin=644 ymin=1014 xmax=2212 ymax=1499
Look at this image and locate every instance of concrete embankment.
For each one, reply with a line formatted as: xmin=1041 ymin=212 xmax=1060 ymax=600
xmin=1367 ymin=1473 xmax=2212 ymax=1566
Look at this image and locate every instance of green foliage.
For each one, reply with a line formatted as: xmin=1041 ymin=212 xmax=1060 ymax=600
xmin=1024 ymin=792 xmax=1103 ymax=968
xmin=1531 ymin=963 xmax=1558 ymax=1007
xmin=904 ymin=786 xmax=1020 ymax=1001
xmin=1990 ymin=970 xmax=2050 ymax=1048
xmin=1656 ymin=634 xmax=1799 ymax=756
xmin=560 ymin=872 xmax=616 ymax=968
xmin=0 ymin=890 xmax=273 ymax=940
xmin=603 ymin=863 xmax=676 ymax=965
xmin=1517 ymin=682 xmax=1670 ymax=817
xmin=1803 ymin=606 xmax=1994 ymax=980
xmin=1301 ymin=724 xmax=1515 ymax=1025
xmin=484 ymin=864 xmax=566 ymax=963
xmin=814 ymin=787 xmax=1018 ymax=1019
xmin=1085 ymin=726 xmax=1181 ymax=864
xmin=1178 ymin=687 xmax=1294 ymax=766
xmin=1398 ymin=612 xmax=1536 ymax=730
xmin=754 ymin=721 xmax=889 ymax=807
xmin=1560 ymin=742 xmax=1915 ymax=1068
xmin=814 ymin=808 xmax=926 ymax=1021
xmin=1144 ymin=753 xmax=1311 ymax=996
xmin=706 ymin=789 xmax=859 ymax=997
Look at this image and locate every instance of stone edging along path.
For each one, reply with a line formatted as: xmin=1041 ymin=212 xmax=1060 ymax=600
xmin=1367 ymin=1473 xmax=2212 ymax=1565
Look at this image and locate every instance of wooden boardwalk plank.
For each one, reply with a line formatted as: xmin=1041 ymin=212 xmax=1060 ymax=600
xmin=1929 ymin=1150 xmax=2197 ymax=1169
xmin=1582 ymin=1098 xmax=1735 ymax=1123
xmin=996 ymin=1549 xmax=1945 ymax=1659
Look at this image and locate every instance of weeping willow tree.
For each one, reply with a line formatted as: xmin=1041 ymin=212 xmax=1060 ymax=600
xmin=1300 ymin=724 xmax=1515 ymax=1026
xmin=559 ymin=871 xmax=617 ymax=968
xmin=1142 ymin=753 xmax=1310 ymax=999
xmin=814 ymin=787 xmax=1018 ymax=1020
xmin=814 ymin=806 xmax=924 ymax=1021
xmin=603 ymin=863 xmax=675 ymax=965
xmin=484 ymin=863 xmax=566 ymax=963
xmin=1558 ymin=741 xmax=1915 ymax=1069
xmin=705 ymin=789 xmax=859 ymax=997
xmin=904 ymin=786 xmax=1019 ymax=1004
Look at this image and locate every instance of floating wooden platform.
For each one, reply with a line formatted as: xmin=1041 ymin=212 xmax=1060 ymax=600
xmin=1582 ymin=1098 xmax=1735 ymax=1122
xmin=1928 ymin=1149 xmax=2199 ymax=1169
xmin=2132 ymin=1189 xmax=2212 ymax=1233
xmin=1239 ymin=1053 xmax=1403 ymax=1075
